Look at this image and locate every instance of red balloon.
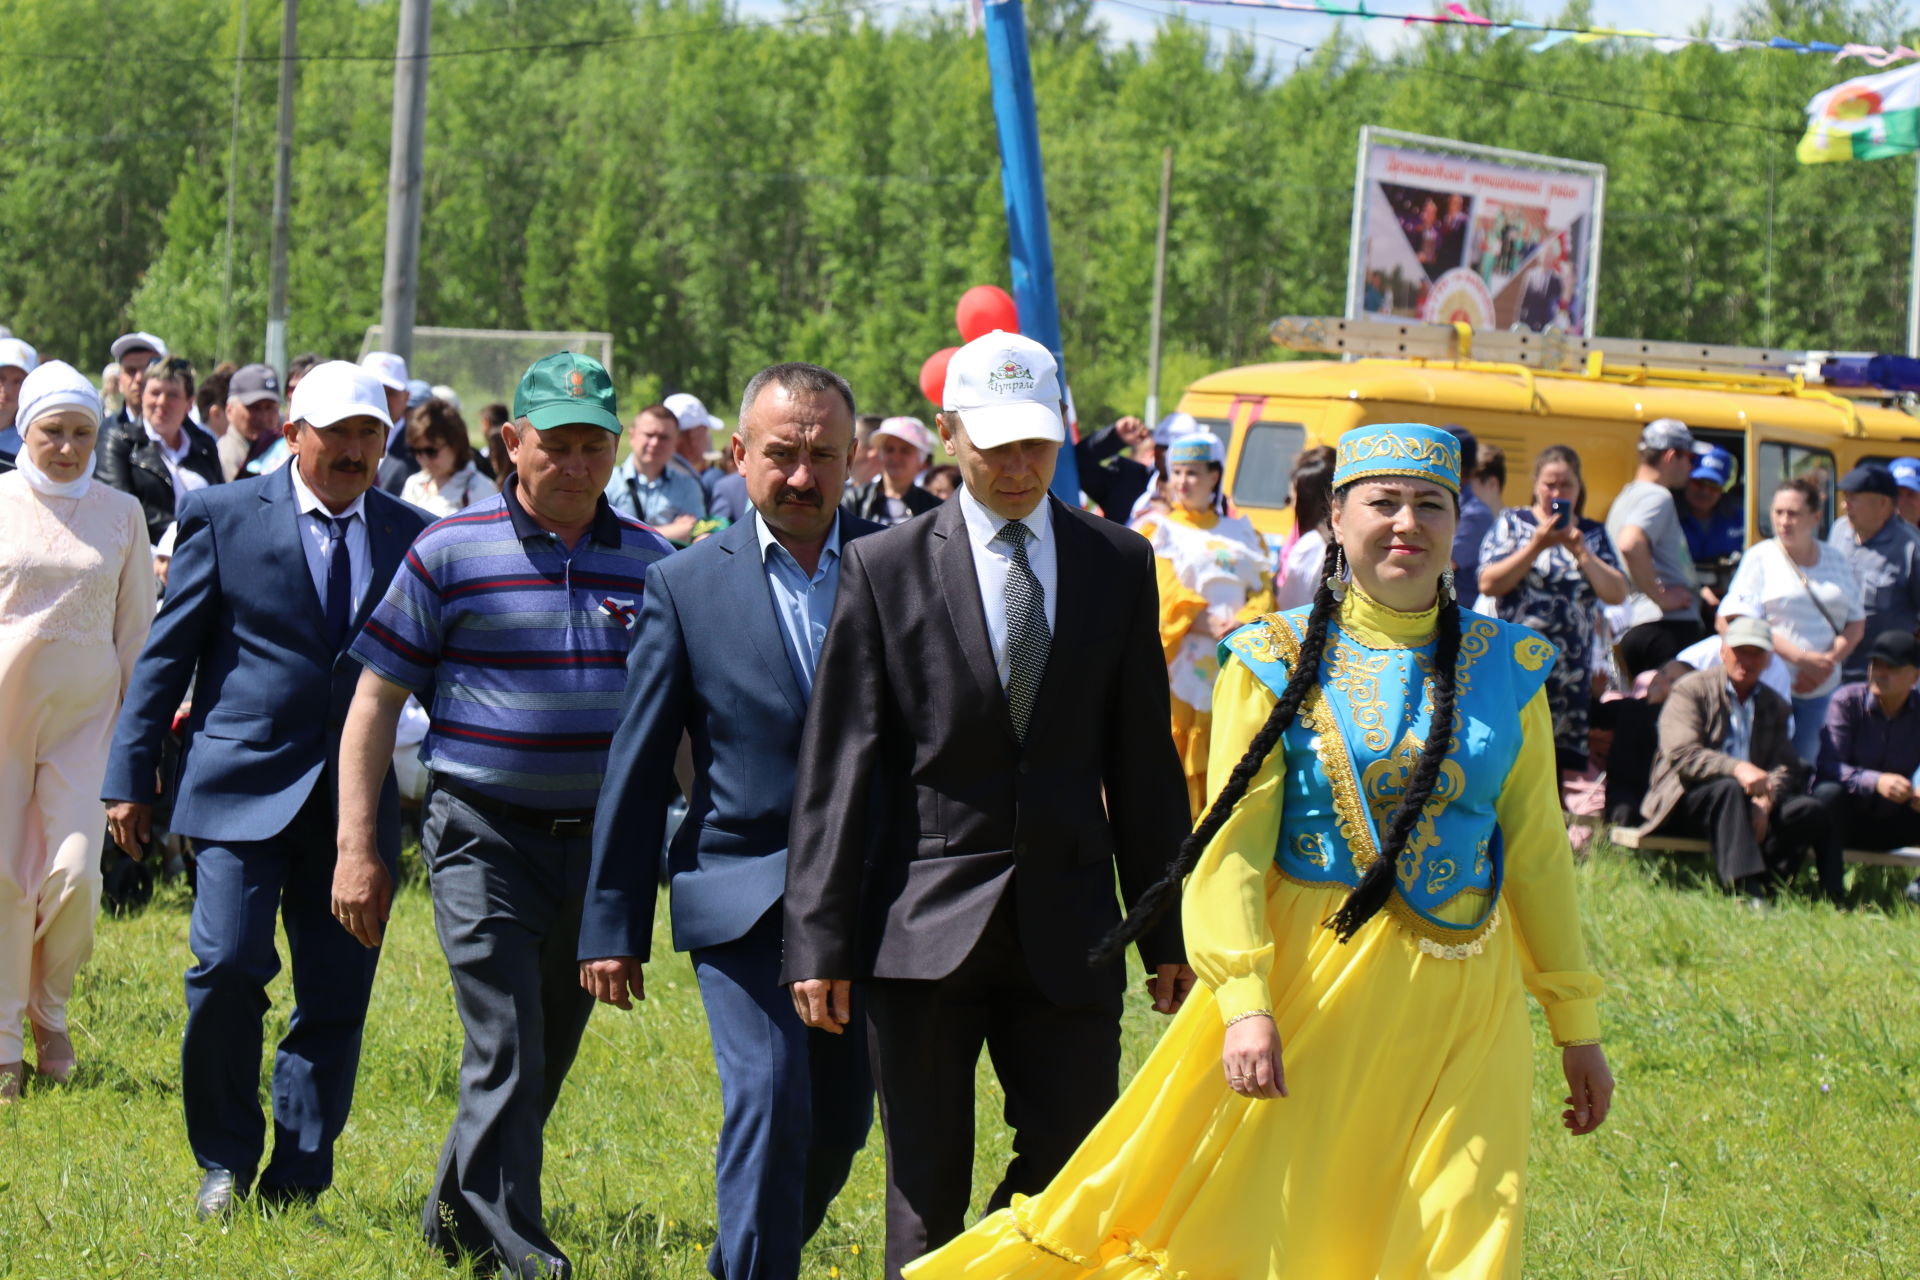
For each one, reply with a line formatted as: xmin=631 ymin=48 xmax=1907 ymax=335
xmin=919 ymin=347 xmax=959 ymax=406
xmin=955 ymin=285 xmax=1019 ymax=343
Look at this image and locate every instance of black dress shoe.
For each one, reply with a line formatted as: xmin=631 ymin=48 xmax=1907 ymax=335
xmin=254 ymin=1183 xmax=322 ymax=1210
xmin=195 ymin=1168 xmax=248 ymax=1220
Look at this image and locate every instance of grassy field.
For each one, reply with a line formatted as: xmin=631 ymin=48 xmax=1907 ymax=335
xmin=2 ymin=846 xmax=1917 ymax=1279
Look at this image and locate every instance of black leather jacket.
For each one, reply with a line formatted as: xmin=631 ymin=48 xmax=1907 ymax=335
xmin=96 ymin=417 xmax=224 ymax=544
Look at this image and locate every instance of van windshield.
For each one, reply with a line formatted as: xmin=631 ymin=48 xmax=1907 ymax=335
xmin=1207 ymin=419 xmax=1304 ymax=510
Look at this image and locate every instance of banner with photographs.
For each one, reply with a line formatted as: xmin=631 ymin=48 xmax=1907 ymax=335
xmin=1347 ymin=130 xmax=1605 ymax=335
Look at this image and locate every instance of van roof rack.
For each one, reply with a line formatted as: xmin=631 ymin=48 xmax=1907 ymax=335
xmin=1267 ymin=316 xmax=1920 ymax=400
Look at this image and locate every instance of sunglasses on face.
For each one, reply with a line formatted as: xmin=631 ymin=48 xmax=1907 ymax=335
xmin=414 ymin=444 xmax=445 ymax=459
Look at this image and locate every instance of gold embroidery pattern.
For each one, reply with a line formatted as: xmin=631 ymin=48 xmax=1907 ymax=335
xmin=1225 ymin=613 xmax=1292 ymax=666
xmin=1455 ymin=616 xmax=1499 ymax=697
xmin=1360 ymin=728 xmax=1466 ymax=890
xmin=1414 ymin=906 xmax=1503 ymax=959
xmin=1514 ymin=633 xmax=1555 ymax=672
xmin=1246 ymin=610 xmax=1501 ymax=949
xmin=1326 ymin=636 xmax=1393 ymax=750
xmin=1293 ymin=831 xmax=1332 ymax=869
xmin=1334 ymin=429 xmax=1462 ymax=494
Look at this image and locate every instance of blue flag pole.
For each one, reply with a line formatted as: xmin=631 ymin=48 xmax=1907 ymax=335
xmin=982 ymin=0 xmax=1081 ymax=503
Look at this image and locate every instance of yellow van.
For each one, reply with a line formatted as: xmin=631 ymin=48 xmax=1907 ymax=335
xmin=1178 ymin=325 xmax=1920 ymax=551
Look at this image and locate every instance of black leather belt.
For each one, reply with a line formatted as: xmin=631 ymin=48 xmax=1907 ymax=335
xmin=430 ymin=774 xmax=596 ymax=837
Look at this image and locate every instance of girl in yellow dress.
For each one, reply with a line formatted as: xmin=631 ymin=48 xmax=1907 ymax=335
xmin=1134 ymin=432 xmax=1275 ymax=821
xmin=904 ymin=422 xmax=1612 ymax=1280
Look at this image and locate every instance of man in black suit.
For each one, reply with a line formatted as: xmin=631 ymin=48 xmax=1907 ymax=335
xmin=783 ymin=331 xmax=1194 ymax=1280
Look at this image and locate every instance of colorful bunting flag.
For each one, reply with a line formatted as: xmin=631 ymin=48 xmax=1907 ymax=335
xmin=1799 ymin=63 xmax=1920 ymax=163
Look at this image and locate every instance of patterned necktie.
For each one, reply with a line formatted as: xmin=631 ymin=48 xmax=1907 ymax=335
xmin=995 ymin=520 xmax=1050 ymax=742
xmin=325 ymin=515 xmax=353 ymax=651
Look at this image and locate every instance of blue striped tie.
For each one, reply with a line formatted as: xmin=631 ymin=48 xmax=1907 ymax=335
xmin=995 ymin=520 xmax=1050 ymax=742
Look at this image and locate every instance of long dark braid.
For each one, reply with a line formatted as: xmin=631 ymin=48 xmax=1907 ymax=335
xmin=1322 ymin=592 xmax=1463 ymax=942
xmin=1091 ymin=539 xmax=1343 ymax=964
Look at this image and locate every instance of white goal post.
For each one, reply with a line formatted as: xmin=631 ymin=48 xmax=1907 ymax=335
xmin=357 ymin=326 xmax=617 ymax=429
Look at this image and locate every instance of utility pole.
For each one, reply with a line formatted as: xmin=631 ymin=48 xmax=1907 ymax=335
xmin=1144 ymin=145 xmax=1174 ymax=427
xmin=265 ymin=0 xmax=298 ymax=375
xmin=220 ymin=0 xmax=249 ymax=362
xmin=1909 ymin=152 xmax=1920 ymax=359
xmin=379 ymin=0 xmax=430 ymax=364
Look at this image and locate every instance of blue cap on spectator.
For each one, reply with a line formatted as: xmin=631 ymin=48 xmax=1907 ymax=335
xmin=1890 ymin=457 xmax=1920 ymax=492
xmin=1690 ymin=445 xmax=1734 ymax=489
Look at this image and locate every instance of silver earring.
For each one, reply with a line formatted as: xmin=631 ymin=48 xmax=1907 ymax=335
xmin=1326 ymin=547 xmax=1348 ymax=602
xmin=1441 ymin=568 xmax=1457 ymax=604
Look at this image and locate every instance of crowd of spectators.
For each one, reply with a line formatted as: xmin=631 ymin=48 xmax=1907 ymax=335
xmin=1399 ymin=415 xmax=1920 ymax=909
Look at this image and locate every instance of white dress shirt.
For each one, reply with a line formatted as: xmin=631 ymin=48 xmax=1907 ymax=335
xmin=957 ymin=484 xmax=1058 ymax=684
xmin=288 ymin=463 xmax=373 ymax=615
xmin=145 ymin=420 xmax=210 ymax=509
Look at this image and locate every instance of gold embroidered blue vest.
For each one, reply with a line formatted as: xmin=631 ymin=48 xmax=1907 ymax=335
xmin=1220 ymin=605 xmax=1557 ymax=951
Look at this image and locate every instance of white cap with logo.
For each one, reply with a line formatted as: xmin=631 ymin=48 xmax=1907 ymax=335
xmin=291 ymin=360 xmax=395 ymax=430
xmin=941 ymin=330 xmax=1065 ymax=451
xmin=358 ymin=350 xmax=409 ymax=392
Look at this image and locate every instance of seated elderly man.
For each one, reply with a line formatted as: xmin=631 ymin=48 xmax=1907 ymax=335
xmin=1639 ymin=615 xmax=1843 ymax=904
xmin=1815 ymin=629 xmax=1920 ymax=906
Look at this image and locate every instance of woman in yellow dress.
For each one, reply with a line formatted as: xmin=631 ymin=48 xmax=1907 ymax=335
xmin=905 ymin=422 xmax=1613 ymax=1280
xmin=1134 ymin=431 xmax=1276 ymax=821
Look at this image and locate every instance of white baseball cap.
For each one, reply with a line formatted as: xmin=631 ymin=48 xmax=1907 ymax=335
xmin=0 ymin=338 xmax=36 ymax=374
xmin=110 ymin=331 xmax=168 ymax=362
xmin=358 ymin=350 xmax=409 ymax=392
xmin=941 ymin=330 xmax=1065 ymax=450
xmin=291 ymin=360 xmax=394 ymax=430
xmin=874 ymin=415 xmax=934 ymax=459
xmin=430 ymin=383 xmax=462 ymax=410
xmin=664 ymin=392 xmax=716 ymax=432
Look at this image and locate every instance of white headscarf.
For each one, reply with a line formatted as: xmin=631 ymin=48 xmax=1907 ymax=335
xmin=15 ymin=360 xmax=103 ymax=498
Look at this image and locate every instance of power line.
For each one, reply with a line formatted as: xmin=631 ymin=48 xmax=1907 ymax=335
xmin=1095 ymin=0 xmax=1804 ymax=137
xmin=0 ymin=0 xmax=922 ymax=65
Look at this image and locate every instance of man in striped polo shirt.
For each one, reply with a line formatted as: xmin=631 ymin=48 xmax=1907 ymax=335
xmin=334 ymin=351 xmax=673 ymax=1280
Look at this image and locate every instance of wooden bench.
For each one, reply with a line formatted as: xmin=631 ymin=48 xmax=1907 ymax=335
xmin=1607 ymin=826 xmax=1920 ymax=870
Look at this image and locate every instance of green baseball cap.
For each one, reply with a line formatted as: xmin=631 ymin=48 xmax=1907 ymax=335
xmin=513 ymin=351 xmax=621 ymax=434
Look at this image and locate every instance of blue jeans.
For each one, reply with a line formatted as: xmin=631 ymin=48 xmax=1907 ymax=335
xmin=1792 ymin=690 xmax=1834 ymax=764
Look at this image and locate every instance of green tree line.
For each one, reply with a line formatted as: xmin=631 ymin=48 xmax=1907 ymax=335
xmin=1 ymin=0 xmax=1914 ymax=424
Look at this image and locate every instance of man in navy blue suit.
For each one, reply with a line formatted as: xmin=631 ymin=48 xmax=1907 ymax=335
xmin=580 ymin=362 xmax=877 ymax=1280
xmin=103 ymin=361 xmax=431 ymax=1218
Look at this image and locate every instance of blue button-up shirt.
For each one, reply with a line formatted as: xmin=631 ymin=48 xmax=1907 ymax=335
xmin=1723 ymin=678 xmax=1756 ymax=763
xmin=604 ymin=457 xmax=708 ymax=533
xmin=755 ymin=509 xmax=843 ymax=699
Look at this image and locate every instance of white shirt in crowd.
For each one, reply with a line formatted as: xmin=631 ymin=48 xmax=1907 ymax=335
xmin=400 ymin=461 xmax=497 ymax=518
xmin=144 ymin=421 xmax=211 ymax=509
xmin=957 ymin=483 xmax=1058 ymax=685
xmin=288 ymin=462 xmax=372 ymax=614
xmin=1719 ymin=539 xmax=1864 ymax=699
xmin=1274 ymin=527 xmax=1326 ymax=612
